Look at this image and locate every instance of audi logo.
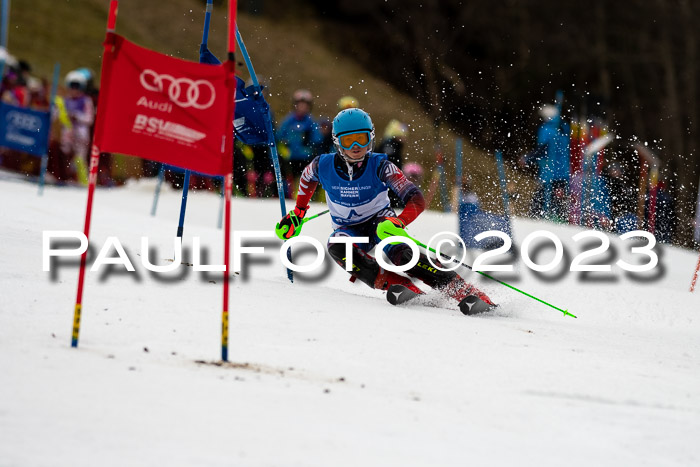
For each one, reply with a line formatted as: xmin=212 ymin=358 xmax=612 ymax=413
xmin=6 ymin=111 xmax=42 ymax=131
xmin=139 ymin=69 xmax=216 ymax=110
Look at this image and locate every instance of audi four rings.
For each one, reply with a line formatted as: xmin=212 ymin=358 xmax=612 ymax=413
xmin=139 ymin=69 xmax=216 ymax=110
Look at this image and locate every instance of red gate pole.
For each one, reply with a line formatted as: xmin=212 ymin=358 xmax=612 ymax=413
xmin=222 ymin=173 xmax=232 ymax=360
xmin=71 ymin=1 xmax=119 ymax=348
xmin=221 ymin=0 xmax=237 ymax=361
xmin=690 ymin=254 xmax=700 ymax=293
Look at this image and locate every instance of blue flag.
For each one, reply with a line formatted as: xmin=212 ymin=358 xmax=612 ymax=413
xmin=199 ymin=45 xmax=270 ymax=146
xmin=0 ymin=103 xmax=51 ymax=157
xmin=233 ymin=77 xmax=269 ymax=145
xmin=199 ymin=44 xmax=221 ymax=66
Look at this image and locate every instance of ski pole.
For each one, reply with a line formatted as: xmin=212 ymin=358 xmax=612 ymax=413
xmin=376 ymin=221 xmax=576 ymax=318
xmin=302 ymin=209 xmax=329 ymax=225
xmin=150 ymin=164 xmax=165 ymax=216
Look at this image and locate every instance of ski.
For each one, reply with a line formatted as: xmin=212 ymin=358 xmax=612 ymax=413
xmin=386 ymin=284 xmax=496 ymax=315
xmin=386 ymin=284 xmax=422 ymax=305
xmin=457 ymin=295 xmax=496 ymax=315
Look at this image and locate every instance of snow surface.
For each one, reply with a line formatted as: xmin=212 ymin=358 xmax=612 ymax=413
xmin=1 ymin=171 xmax=700 ymax=466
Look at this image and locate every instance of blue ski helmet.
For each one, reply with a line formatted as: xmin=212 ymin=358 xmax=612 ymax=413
xmin=332 ymin=108 xmax=375 ymax=158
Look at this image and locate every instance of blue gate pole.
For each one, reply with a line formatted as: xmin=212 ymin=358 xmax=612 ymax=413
xmin=38 ymin=62 xmax=60 ymax=196
xmin=0 ymin=0 xmax=10 ymax=79
xmin=217 ymin=176 xmax=224 ymax=229
xmin=235 ymin=25 xmax=293 ymax=282
xmin=150 ymin=164 xmax=165 ymax=216
xmin=176 ymin=170 xmax=191 ymax=237
xmin=235 ymin=26 xmax=287 ymax=213
xmin=0 ymin=0 xmax=7 ymax=47
xmin=202 ymin=0 xmax=213 ymax=45
xmin=174 ymin=0 xmax=217 ymax=240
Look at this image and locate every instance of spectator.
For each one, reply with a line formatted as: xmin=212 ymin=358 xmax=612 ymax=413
xmin=16 ymin=60 xmax=32 ymax=88
xmin=650 ymin=180 xmax=675 ymax=243
xmin=27 ymin=77 xmax=50 ymax=111
xmin=74 ymin=68 xmax=96 ymax=94
xmin=250 ymin=143 xmax=278 ymax=197
xmin=0 ymin=60 xmax=33 ymax=174
xmin=520 ymin=104 xmax=571 ymax=220
xmin=276 ymin=89 xmax=323 ymax=197
xmin=377 ymin=119 xmax=409 ymax=207
xmin=317 ymin=118 xmax=335 ymax=154
xmin=1 ymin=60 xmax=31 ymax=106
xmin=47 ymin=94 xmax=74 ymax=182
xmin=584 ymin=172 xmax=613 ymax=230
xmin=569 ymin=164 xmax=612 ymax=229
xmin=377 ymin=119 xmax=408 ymax=169
xmin=232 ymin=140 xmax=253 ymax=196
xmin=337 ymin=95 xmax=359 ymax=110
xmin=1 ymin=70 xmax=27 ymax=106
xmin=60 ymin=70 xmax=95 ymax=184
xmin=604 ymin=162 xmax=638 ymax=233
xmin=403 ymin=162 xmax=424 ymax=188
xmin=391 ymin=162 xmax=424 ymax=209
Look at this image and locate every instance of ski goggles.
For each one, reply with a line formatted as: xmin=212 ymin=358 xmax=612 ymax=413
xmin=337 ymin=131 xmax=371 ymax=150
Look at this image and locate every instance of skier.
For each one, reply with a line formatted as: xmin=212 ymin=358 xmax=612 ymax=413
xmin=275 ymin=108 xmax=495 ymax=314
xmin=60 ymin=70 xmax=95 ymax=184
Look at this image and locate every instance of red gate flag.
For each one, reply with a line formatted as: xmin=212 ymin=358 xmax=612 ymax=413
xmin=71 ymin=0 xmax=238 ymax=361
xmin=94 ymin=34 xmax=234 ymax=176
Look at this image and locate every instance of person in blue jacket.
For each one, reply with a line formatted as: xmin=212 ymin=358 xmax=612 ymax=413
xmin=522 ymin=104 xmax=570 ymax=220
xmin=275 ymin=108 xmax=495 ymax=314
xmin=276 ymin=89 xmax=323 ymax=197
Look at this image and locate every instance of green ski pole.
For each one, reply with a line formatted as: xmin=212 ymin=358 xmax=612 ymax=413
xmin=376 ymin=221 xmax=576 ymax=318
xmin=302 ymin=209 xmax=329 ymax=225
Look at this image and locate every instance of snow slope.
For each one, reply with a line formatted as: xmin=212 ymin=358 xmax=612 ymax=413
xmin=1 ymin=172 xmax=699 ymax=467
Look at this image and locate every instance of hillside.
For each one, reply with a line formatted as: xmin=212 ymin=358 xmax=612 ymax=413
xmin=6 ymin=0 xmax=536 ymax=213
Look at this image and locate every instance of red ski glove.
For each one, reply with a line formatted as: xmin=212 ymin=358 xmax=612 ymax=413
xmin=382 ymin=216 xmax=406 ymax=229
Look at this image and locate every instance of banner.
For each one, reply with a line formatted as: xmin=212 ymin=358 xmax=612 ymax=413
xmin=0 ymin=103 xmax=51 ymax=157
xmin=95 ymin=34 xmax=233 ymax=176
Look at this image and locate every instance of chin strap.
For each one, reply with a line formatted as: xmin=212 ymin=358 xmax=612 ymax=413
xmin=343 ymin=157 xmax=365 ymax=181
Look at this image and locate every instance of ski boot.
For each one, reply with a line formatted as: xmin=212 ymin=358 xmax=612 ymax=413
xmin=440 ymin=275 xmax=496 ymax=315
xmin=374 ymin=268 xmax=424 ymax=306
